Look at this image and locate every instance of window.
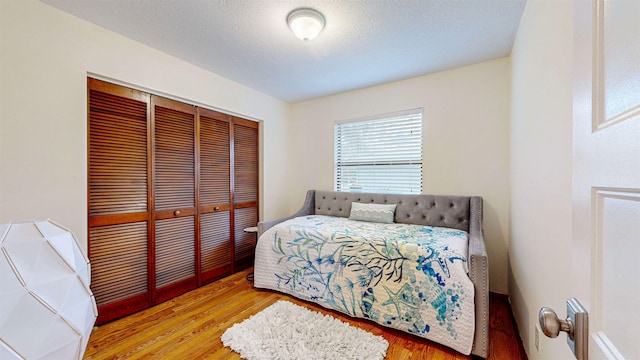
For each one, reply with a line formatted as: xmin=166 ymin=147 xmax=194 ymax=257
xmin=334 ymin=109 xmax=423 ymax=194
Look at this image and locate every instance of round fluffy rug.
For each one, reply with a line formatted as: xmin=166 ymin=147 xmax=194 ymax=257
xmin=221 ymin=300 xmax=389 ymax=360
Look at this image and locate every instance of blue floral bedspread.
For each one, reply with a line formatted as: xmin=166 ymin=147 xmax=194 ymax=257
xmin=254 ymin=215 xmax=475 ymax=355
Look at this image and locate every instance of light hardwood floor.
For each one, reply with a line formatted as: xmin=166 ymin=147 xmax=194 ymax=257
xmin=84 ymin=268 xmax=526 ymax=359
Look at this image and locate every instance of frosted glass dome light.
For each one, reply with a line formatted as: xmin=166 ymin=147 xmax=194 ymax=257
xmin=287 ymin=8 xmax=325 ymax=41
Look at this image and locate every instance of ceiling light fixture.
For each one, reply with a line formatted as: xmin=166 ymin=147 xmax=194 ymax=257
xmin=287 ymin=8 xmax=325 ymax=41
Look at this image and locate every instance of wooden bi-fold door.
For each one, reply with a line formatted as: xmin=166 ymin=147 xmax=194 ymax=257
xmin=88 ymin=79 xmax=152 ymax=322
xmin=88 ymin=78 xmax=258 ymax=324
xmin=151 ymin=96 xmax=197 ymax=304
xmin=232 ymin=119 xmax=259 ymax=269
xmin=198 ymin=107 xmax=233 ymax=284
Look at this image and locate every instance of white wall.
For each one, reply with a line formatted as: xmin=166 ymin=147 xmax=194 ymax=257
xmin=509 ymin=0 xmax=574 ymax=358
xmin=289 ymin=58 xmax=511 ymax=294
xmin=0 ymin=0 xmax=292 ymax=254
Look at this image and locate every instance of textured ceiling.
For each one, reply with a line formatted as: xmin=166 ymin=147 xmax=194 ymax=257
xmin=42 ymin=0 xmax=526 ymax=103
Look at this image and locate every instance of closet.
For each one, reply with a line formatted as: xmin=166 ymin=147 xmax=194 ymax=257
xmin=88 ymin=78 xmax=258 ymax=324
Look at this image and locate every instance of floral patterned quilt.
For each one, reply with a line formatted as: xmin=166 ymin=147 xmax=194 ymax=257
xmin=254 ymin=215 xmax=475 ymax=355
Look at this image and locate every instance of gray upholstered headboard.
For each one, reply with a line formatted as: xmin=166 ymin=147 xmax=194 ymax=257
xmin=314 ymin=190 xmax=472 ymax=231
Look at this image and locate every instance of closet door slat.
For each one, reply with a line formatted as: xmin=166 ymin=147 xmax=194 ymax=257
xmin=154 ymin=102 xmax=195 ymax=210
xmin=233 ymin=121 xmax=258 ymax=204
xmin=200 ymin=212 xmax=232 ymax=277
xmin=200 ymin=110 xmax=231 ymax=206
xmin=234 ymin=206 xmax=258 ymax=267
xmin=155 ymin=216 xmax=196 ymax=288
xmin=89 ymin=90 xmax=148 ymax=216
xmin=90 ymin=222 xmax=149 ymax=306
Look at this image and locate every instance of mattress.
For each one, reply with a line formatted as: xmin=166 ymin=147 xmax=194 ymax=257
xmin=254 ymin=215 xmax=475 ymax=355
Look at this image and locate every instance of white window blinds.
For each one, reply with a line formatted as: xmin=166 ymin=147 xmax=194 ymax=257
xmin=334 ymin=109 xmax=423 ymax=194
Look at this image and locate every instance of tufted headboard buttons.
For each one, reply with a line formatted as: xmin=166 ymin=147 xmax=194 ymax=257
xmin=314 ymin=190 xmax=471 ymax=232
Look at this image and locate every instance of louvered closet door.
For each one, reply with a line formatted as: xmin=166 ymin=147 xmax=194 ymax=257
xmin=233 ymin=118 xmax=259 ymax=269
xmin=152 ymin=96 xmax=197 ymax=303
xmin=198 ymin=108 xmax=233 ymax=283
xmin=87 ymin=78 xmax=151 ymax=324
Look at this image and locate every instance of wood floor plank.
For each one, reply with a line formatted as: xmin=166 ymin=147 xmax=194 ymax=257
xmin=84 ymin=269 xmax=526 ymax=359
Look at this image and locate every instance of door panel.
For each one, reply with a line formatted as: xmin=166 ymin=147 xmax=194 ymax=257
xmin=233 ymin=119 xmax=258 ymax=204
xmin=573 ymin=0 xmax=640 ymax=358
xmin=234 ymin=206 xmax=258 ymax=269
xmin=597 ymin=0 xmax=640 ymax=126
xmin=233 ymin=119 xmax=259 ymax=270
xmin=88 ymin=90 xmax=149 ymax=217
xmin=152 ymin=96 xmax=197 ymax=301
xmin=591 ymin=190 xmax=640 ymax=358
xmin=153 ymin=100 xmax=196 ymax=211
xmin=88 ymin=79 xmax=152 ymax=324
xmin=200 ymin=211 xmax=232 ymax=281
xmin=199 ymin=109 xmax=231 ymax=206
xmin=155 ymin=216 xmax=196 ymax=287
xmin=198 ymin=108 xmax=233 ymax=281
xmin=89 ymin=222 xmax=148 ymax=309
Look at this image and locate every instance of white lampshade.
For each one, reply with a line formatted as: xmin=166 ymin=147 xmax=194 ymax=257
xmin=287 ymin=8 xmax=325 ymax=41
xmin=0 ymin=220 xmax=97 ymax=360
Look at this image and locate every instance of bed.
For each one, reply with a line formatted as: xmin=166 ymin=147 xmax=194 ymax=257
xmin=254 ymin=190 xmax=488 ymax=358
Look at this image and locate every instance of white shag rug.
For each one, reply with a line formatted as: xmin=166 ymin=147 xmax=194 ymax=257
xmin=221 ymin=300 xmax=389 ymax=360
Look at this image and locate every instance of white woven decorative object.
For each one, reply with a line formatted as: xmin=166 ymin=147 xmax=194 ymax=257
xmin=0 ymin=220 xmax=97 ymax=360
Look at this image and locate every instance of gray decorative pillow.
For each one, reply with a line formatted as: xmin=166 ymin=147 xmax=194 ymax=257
xmin=349 ymin=202 xmax=397 ymax=224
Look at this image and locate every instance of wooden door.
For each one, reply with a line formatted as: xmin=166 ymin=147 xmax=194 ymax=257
xmin=151 ymin=96 xmax=197 ymax=303
xmin=573 ymin=0 xmax=640 ymax=358
xmin=88 ymin=79 xmax=260 ymax=323
xmin=87 ymin=79 xmax=152 ymax=324
xmin=198 ymin=108 xmax=233 ymax=283
xmin=232 ymin=118 xmax=259 ymax=269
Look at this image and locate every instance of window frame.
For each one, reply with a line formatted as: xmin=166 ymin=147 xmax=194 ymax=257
xmin=334 ymin=108 xmax=423 ymax=195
